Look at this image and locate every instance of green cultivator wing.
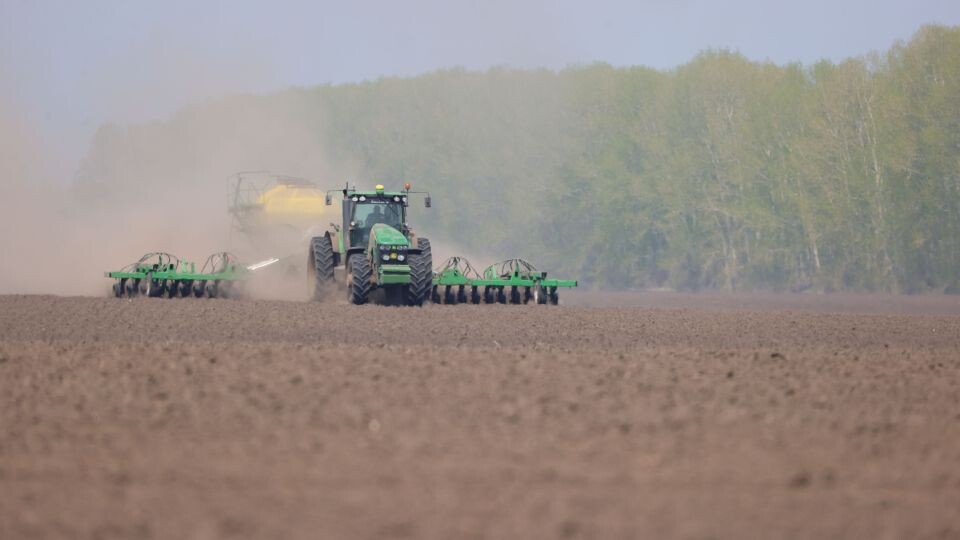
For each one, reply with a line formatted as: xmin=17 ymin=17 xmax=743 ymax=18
xmin=105 ymin=252 xmax=247 ymax=299
xmin=431 ymin=257 xmax=577 ymax=305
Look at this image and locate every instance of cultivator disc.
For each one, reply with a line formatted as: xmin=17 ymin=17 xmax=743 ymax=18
xmin=105 ymin=251 xmax=247 ymax=299
xmin=431 ymin=256 xmax=576 ymax=305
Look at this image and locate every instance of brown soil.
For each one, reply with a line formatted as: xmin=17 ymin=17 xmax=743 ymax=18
xmin=1 ymin=294 xmax=959 ymax=539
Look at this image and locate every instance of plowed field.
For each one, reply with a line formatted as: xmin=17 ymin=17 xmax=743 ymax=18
xmin=1 ymin=294 xmax=959 ymax=539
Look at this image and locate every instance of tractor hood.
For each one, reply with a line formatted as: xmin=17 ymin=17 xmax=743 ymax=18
xmin=368 ymin=223 xmax=409 ymax=249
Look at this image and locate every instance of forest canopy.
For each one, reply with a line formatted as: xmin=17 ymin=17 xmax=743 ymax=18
xmin=77 ymin=25 xmax=960 ymax=292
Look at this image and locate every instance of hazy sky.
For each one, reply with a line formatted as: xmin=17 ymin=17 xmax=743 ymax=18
xmin=2 ymin=0 xmax=958 ymax=182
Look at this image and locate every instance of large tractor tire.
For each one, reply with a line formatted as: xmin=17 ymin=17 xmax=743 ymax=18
xmin=405 ymin=237 xmax=433 ymax=306
xmin=348 ymin=255 xmax=372 ymax=305
xmin=310 ymin=234 xmax=336 ymax=300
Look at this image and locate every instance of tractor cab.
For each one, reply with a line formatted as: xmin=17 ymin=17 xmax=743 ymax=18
xmin=342 ymin=187 xmax=408 ymax=248
xmin=328 ymin=183 xmax=430 ymax=250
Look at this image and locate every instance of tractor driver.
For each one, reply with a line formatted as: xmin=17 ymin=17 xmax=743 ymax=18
xmin=368 ymin=205 xmax=386 ymax=227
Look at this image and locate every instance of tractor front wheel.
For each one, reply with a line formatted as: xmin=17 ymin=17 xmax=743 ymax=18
xmin=405 ymin=238 xmax=433 ymax=306
xmin=348 ymin=256 xmax=372 ymax=305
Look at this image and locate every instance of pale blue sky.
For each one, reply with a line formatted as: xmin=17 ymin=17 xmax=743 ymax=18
xmin=2 ymin=0 xmax=958 ymax=181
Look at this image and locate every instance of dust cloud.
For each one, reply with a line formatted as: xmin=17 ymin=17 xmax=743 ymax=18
xmin=0 ymin=86 xmax=354 ymax=297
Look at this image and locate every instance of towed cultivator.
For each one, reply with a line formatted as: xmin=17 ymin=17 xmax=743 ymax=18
xmin=431 ymin=257 xmax=577 ymax=305
xmin=105 ymin=252 xmax=248 ymax=298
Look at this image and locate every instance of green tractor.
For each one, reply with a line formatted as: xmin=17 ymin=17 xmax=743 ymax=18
xmin=309 ymin=183 xmax=433 ymax=306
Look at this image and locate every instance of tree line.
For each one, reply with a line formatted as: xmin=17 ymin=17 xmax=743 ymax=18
xmin=77 ymin=25 xmax=960 ymax=292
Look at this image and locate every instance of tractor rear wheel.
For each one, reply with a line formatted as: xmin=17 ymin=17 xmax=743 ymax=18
xmin=348 ymin=256 xmax=372 ymax=305
xmin=310 ymin=234 xmax=336 ymax=301
xmin=405 ymin=238 xmax=433 ymax=306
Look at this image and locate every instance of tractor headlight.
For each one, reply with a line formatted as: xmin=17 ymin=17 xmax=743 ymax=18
xmin=389 ymin=252 xmax=398 ymax=260
xmin=381 ymin=254 xmax=390 ymax=261
xmin=379 ymin=245 xmax=389 ymax=252
xmin=397 ymin=254 xmax=406 ymax=262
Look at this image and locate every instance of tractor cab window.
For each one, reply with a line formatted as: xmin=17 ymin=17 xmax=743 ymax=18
xmin=350 ymin=199 xmax=405 ymax=246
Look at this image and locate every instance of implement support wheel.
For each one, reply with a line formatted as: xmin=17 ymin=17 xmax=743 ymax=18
xmin=141 ymin=273 xmax=161 ymax=297
xmin=533 ymin=283 xmax=546 ymax=305
xmin=443 ymin=285 xmax=458 ymax=305
xmin=548 ymin=287 xmax=559 ymax=305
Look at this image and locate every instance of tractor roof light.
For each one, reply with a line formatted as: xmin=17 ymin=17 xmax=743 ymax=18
xmin=375 ymin=184 xmax=385 ymax=194
xmin=404 ymin=182 xmax=412 ymax=191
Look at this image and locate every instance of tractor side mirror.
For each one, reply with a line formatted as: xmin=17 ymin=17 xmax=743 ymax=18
xmin=325 ymin=194 xmax=332 ymax=206
xmin=424 ymin=196 xmax=432 ymax=208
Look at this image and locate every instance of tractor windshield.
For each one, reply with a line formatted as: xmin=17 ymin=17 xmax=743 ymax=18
xmin=354 ymin=200 xmax=404 ymax=229
xmin=350 ymin=198 xmax=405 ymax=246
